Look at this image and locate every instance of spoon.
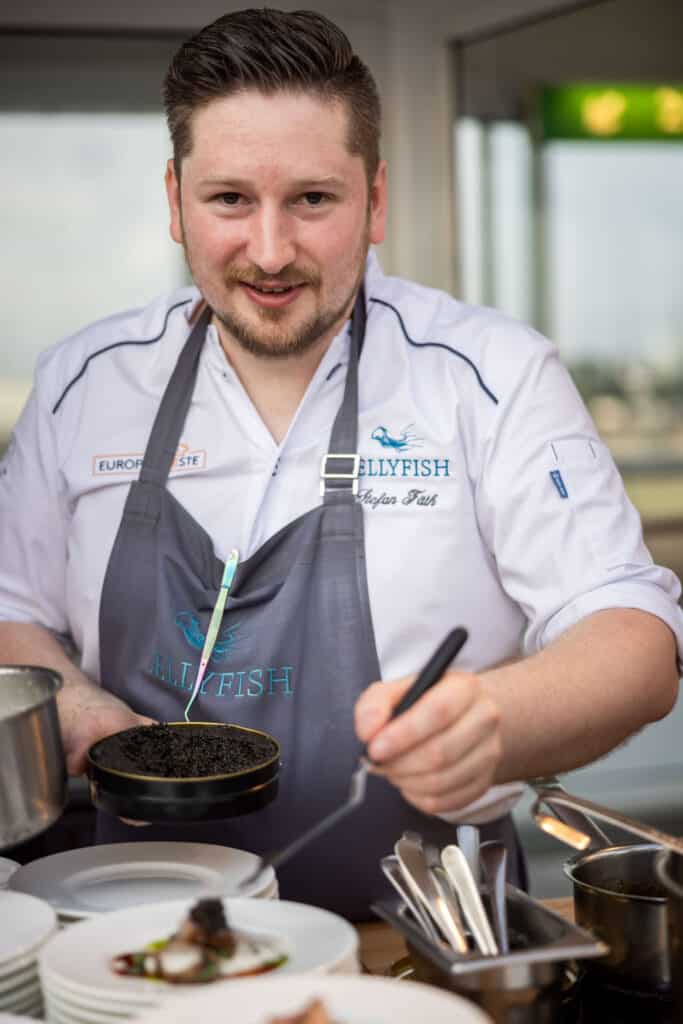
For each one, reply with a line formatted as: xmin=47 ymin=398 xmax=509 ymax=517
xmin=238 ymin=627 xmax=469 ymax=890
xmin=480 ymin=840 xmax=509 ymax=955
xmin=441 ymin=843 xmax=498 ymax=955
xmin=380 ymin=854 xmax=442 ymax=945
xmin=395 ymin=836 xmax=469 ymax=954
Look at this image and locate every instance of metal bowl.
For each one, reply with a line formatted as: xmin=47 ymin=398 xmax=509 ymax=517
xmin=656 ymin=848 xmax=683 ymax=1016
xmin=564 ymin=843 xmax=670 ymax=993
xmin=87 ymin=721 xmax=280 ymax=823
xmin=0 ymin=665 xmax=66 ymax=849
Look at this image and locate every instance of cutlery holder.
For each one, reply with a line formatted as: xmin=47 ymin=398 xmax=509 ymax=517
xmin=373 ymin=886 xmax=608 ymax=1024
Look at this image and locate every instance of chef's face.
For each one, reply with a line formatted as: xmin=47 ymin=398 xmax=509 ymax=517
xmin=165 ymin=89 xmax=387 ymax=358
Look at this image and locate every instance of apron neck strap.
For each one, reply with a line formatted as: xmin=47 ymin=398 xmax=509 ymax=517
xmin=321 ymin=284 xmax=366 ymax=503
xmin=138 ymin=305 xmax=211 ymax=486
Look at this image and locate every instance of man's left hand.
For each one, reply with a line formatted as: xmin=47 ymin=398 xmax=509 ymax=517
xmin=354 ymin=670 xmax=503 ymax=815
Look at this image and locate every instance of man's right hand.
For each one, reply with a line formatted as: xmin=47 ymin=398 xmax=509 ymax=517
xmin=58 ymin=681 xmax=155 ymax=775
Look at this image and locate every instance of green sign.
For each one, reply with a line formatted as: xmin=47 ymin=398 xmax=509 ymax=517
xmin=542 ymin=84 xmax=683 ymax=141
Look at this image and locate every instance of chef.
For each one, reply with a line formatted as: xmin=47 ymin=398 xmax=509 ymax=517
xmin=0 ymin=9 xmax=681 ymax=920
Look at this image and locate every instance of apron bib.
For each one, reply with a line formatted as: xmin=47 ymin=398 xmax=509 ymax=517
xmin=97 ymin=290 xmax=524 ymax=919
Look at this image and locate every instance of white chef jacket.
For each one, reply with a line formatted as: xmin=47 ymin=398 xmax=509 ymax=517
xmin=2 ymin=252 xmax=682 ymax=822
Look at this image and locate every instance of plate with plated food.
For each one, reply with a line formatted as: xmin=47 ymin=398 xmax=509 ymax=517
xmin=40 ymin=897 xmax=359 ymax=1011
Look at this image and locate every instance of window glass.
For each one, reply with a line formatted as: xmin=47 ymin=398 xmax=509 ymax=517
xmin=455 ymin=118 xmax=683 ymax=530
xmin=544 ymin=141 xmax=683 ymax=469
xmin=0 ymin=111 xmax=186 ymax=447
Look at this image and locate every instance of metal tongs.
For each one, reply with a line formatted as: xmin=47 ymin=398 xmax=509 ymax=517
xmin=530 ymin=780 xmax=683 ymax=856
xmin=239 ymin=627 xmax=469 ymax=889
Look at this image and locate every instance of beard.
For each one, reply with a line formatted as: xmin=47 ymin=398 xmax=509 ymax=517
xmin=181 ymin=219 xmax=370 ymax=360
xmin=210 ymin=274 xmax=361 ymax=360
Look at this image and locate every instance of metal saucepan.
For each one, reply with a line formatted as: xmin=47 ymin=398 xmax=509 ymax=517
xmin=0 ymin=665 xmax=67 ymax=849
xmin=87 ymin=721 xmax=280 ymax=822
xmin=656 ymin=847 xmax=683 ymax=1015
xmin=532 ymin=784 xmax=683 ymax=993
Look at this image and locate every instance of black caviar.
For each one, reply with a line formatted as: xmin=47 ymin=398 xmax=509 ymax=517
xmin=91 ymin=722 xmax=278 ymax=778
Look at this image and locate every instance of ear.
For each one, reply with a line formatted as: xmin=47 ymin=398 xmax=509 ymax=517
xmin=165 ymin=159 xmax=183 ymax=245
xmin=368 ymin=160 xmax=388 ymax=245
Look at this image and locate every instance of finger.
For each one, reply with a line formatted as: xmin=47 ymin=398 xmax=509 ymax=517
xmin=366 ymin=672 xmax=478 ymax=763
xmin=388 ymin=727 xmax=502 ymax=801
xmin=400 ymin=774 xmax=495 ymax=816
xmin=372 ymin=695 xmax=501 ymax=779
xmin=354 ymin=676 xmax=416 ymax=743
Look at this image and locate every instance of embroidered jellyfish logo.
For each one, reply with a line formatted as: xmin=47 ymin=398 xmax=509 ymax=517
xmin=371 ymin=424 xmax=424 ymax=452
xmin=175 ymin=612 xmax=242 ymax=663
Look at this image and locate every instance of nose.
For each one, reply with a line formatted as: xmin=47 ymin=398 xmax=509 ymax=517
xmin=245 ymin=203 xmax=296 ymax=275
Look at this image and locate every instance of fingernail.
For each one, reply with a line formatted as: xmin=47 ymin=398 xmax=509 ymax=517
xmin=370 ymin=737 xmax=388 ymax=761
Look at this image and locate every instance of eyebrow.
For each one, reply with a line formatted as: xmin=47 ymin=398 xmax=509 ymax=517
xmin=198 ymin=176 xmax=347 ymax=190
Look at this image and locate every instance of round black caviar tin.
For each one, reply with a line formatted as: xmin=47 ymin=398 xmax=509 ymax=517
xmin=87 ymin=721 xmax=280 ymax=822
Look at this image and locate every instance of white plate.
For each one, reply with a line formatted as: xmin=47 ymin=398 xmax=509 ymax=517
xmin=0 ymin=1015 xmax=43 ymax=1023
xmin=0 ymin=860 xmax=19 ymax=890
xmin=42 ymin=946 xmax=358 ymax=1017
xmin=47 ymin=1004 xmax=97 ymax=1024
xmin=0 ymin=985 xmax=40 ymax=1010
xmin=46 ymin=991 xmax=129 ymax=1023
xmin=0 ymin=964 xmax=38 ymax=996
xmin=138 ymin=974 xmax=492 ymax=1024
xmin=0 ymin=892 xmax=57 ymax=969
xmin=40 ymin=898 xmax=358 ymax=1002
xmin=54 ymin=875 xmax=279 ymax=927
xmin=0 ymin=987 xmax=42 ymax=1015
xmin=9 ymin=843 xmax=275 ymax=917
xmin=42 ymin=973 xmax=153 ymax=1012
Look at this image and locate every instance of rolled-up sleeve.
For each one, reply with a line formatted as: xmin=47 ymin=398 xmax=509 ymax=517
xmin=475 ymin=335 xmax=683 ymax=663
xmin=0 ymin=370 xmax=70 ymax=633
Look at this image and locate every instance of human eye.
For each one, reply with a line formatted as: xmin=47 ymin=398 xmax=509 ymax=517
xmin=216 ymin=192 xmax=243 ymax=207
xmin=298 ymin=192 xmax=333 ymax=208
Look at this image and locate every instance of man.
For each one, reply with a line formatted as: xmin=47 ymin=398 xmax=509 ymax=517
xmin=0 ymin=9 xmax=681 ymax=919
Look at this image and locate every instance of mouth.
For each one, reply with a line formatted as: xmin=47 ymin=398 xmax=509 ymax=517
xmin=239 ymin=282 xmax=307 ymax=309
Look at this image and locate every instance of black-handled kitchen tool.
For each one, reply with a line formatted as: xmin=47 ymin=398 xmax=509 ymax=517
xmin=238 ymin=626 xmax=468 ymax=889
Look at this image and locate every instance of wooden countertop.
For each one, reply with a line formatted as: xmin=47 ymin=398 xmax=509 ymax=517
xmin=356 ymin=896 xmax=574 ymax=975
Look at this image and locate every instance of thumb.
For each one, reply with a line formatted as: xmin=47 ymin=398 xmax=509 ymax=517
xmin=354 ymin=676 xmax=416 ymax=744
xmin=135 ymin=715 xmax=157 ymax=727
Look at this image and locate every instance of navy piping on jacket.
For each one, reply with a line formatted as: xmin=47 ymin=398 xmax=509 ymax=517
xmin=51 ymin=298 xmax=193 ymax=415
xmin=368 ymin=296 xmax=499 ymax=405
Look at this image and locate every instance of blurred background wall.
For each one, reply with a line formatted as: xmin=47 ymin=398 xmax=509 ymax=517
xmin=1 ymin=0 xmax=682 ymax=891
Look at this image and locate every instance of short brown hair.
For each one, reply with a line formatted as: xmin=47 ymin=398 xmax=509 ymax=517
xmin=162 ymin=8 xmax=381 ymax=182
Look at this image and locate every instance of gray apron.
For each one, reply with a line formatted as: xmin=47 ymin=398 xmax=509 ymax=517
xmin=97 ymin=289 xmax=525 ymax=920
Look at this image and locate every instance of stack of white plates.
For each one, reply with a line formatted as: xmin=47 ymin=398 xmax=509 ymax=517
xmin=40 ymin=898 xmax=359 ymax=1024
xmin=0 ymin=890 xmax=58 ymax=1019
xmin=9 ymin=842 xmax=277 ymax=923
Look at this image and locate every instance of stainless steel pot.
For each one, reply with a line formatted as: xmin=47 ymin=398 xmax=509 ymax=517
xmin=565 ymin=843 xmax=670 ymax=992
xmin=656 ymin=848 xmax=683 ymax=1014
xmin=0 ymin=665 xmax=67 ymax=849
xmin=532 ymin=785 xmax=683 ymax=994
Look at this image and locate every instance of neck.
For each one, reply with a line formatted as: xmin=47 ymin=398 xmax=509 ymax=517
xmin=214 ymin=318 xmax=346 ymax=445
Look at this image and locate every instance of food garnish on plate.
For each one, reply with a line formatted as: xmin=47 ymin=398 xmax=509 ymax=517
xmin=111 ymin=898 xmax=289 ymax=983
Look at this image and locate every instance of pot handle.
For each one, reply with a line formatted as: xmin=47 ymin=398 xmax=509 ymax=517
xmin=531 ymin=785 xmax=683 ymax=856
xmin=528 ymin=776 xmax=613 ymax=850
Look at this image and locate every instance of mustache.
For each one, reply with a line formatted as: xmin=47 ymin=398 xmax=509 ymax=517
xmin=226 ymin=268 xmax=320 ymax=288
